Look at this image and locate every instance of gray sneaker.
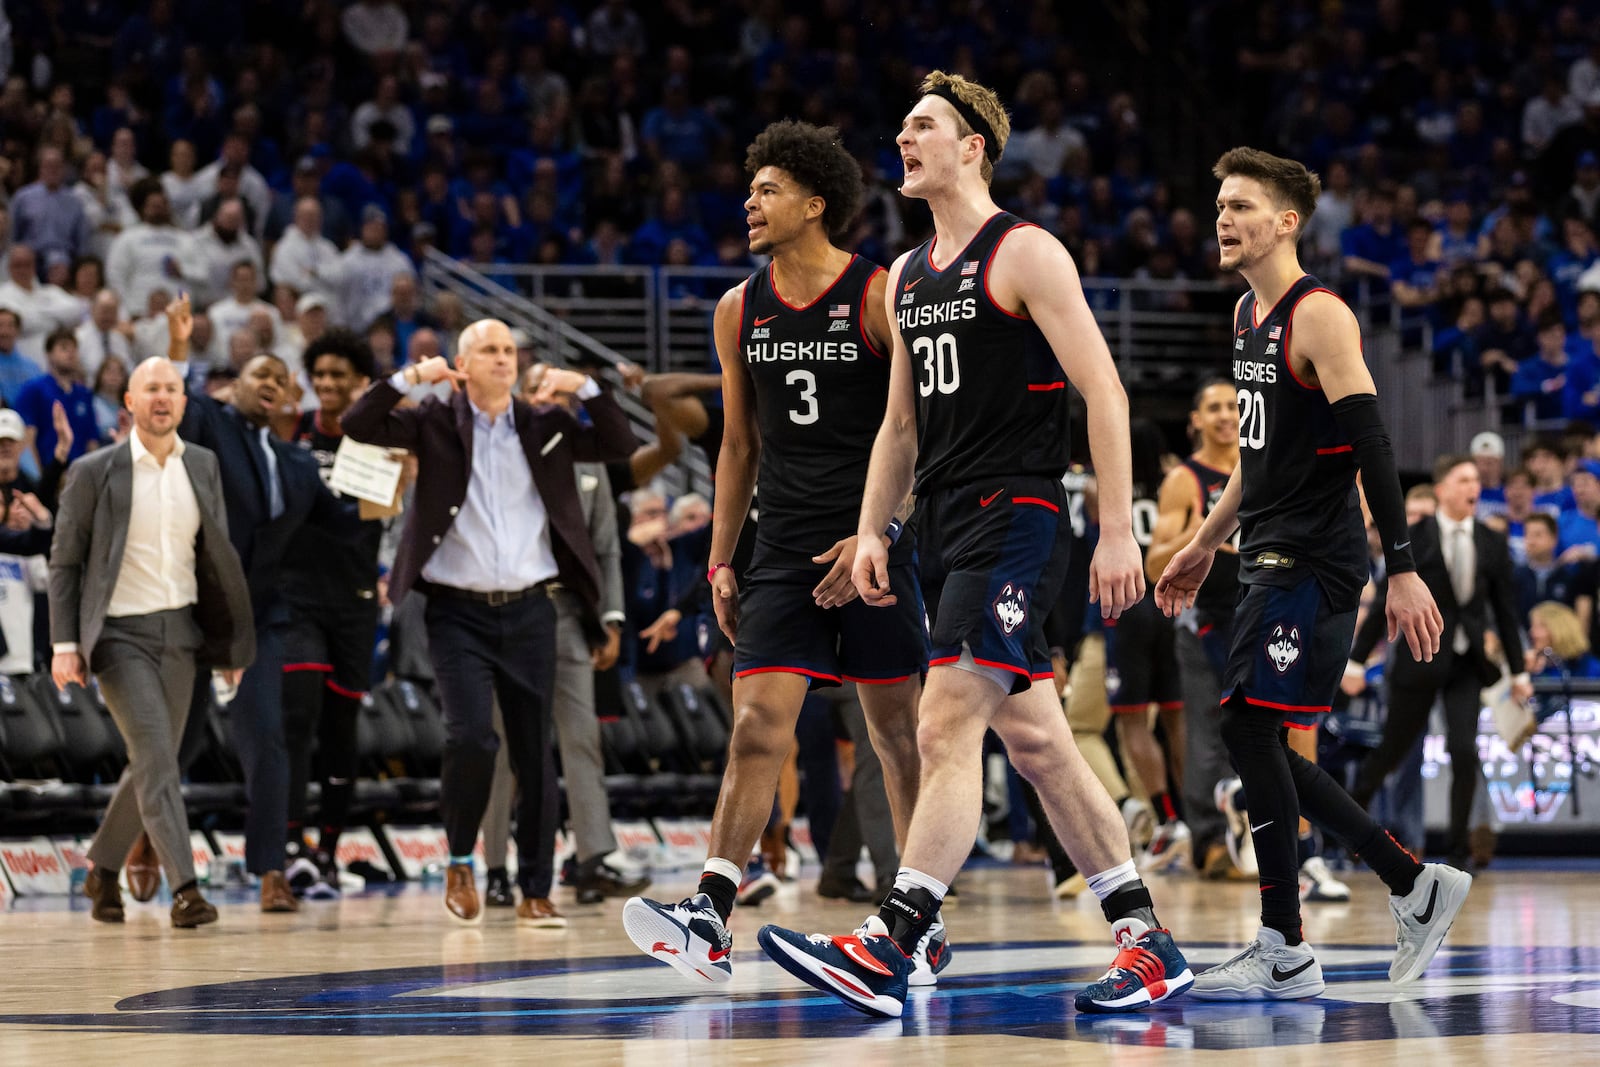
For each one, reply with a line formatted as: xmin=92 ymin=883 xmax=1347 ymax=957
xmin=1389 ymin=863 xmax=1472 ymax=984
xmin=1190 ymin=927 xmax=1325 ymax=1000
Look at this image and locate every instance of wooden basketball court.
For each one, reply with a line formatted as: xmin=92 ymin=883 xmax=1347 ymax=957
xmin=2 ymin=860 xmax=1595 ymax=1062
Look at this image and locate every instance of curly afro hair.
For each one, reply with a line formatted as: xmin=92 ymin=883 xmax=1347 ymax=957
xmin=744 ymin=120 xmax=863 ymax=240
xmin=304 ymin=327 xmax=378 ymax=381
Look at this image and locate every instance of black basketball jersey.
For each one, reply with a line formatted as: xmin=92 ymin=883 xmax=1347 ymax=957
xmin=1231 ymin=274 xmax=1368 ymax=610
xmin=282 ymin=410 xmax=384 ymax=598
xmin=896 ymin=211 xmax=1071 ymax=493
xmin=1181 ymin=455 xmax=1241 ymax=616
xmin=739 ymin=254 xmax=902 ymax=569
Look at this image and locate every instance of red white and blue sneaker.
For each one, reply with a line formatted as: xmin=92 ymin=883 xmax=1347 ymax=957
xmin=737 ymin=857 xmax=781 ymax=907
xmin=1074 ymin=919 xmax=1195 ymax=1013
xmin=758 ymin=915 xmax=912 ymax=1018
xmin=909 ymin=915 xmax=952 ymax=987
xmin=622 ymin=892 xmax=734 ymax=984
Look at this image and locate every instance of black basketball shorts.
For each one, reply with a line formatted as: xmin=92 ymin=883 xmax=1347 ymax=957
xmin=281 ymin=592 xmax=381 ymax=696
xmin=1219 ymin=573 xmax=1356 ymax=731
xmin=1103 ymin=594 xmax=1184 ymax=714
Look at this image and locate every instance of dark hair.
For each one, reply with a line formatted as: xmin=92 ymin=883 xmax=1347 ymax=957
xmin=1191 ymin=376 xmax=1235 ymax=411
xmin=1212 ymin=146 xmax=1322 ymax=239
xmin=745 ymin=120 xmax=863 ymax=239
xmin=1432 ymin=452 xmax=1475 ymax=483
xmin=128 ymin=175 xmax=164 ymax=216
xmin=304 ymin=327 xmax=377 ymax=381
xmin=1537 ymin=308 xmax=1566 ymax=332
xmin=1524 ymin=435 xmax=1568 ymax=460
xmin=44 ymin=326 xmax=77 ymax=354
xmin=1505 ymin=465 xmax=1534 ymax=485
xmin=1130 ymin=418 xmax=1167 ymax=497
xmin=1526 ymin=512 xmax=1559 ymax=536
xmin=0 ymin=307 xmax=20 ymax=330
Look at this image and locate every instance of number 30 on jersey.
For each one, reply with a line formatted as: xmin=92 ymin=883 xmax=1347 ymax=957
xmin=1237 ymin=387 xmax=1266 ymax=450
xmin=913 ymin=333 xmax=961 ymax=396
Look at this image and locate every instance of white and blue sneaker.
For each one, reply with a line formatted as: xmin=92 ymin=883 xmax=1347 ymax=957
xmin=622 ymin=892 xmax=734 ymax=984
xmin=758 ymin=915 xmax=912 ymax=1018
xmin=909 ymin=914 xmax=952 ymax=986
xmin=737 ymin=857 xmax=780 ymax=907
xmin=1075 ymin=919 xmax=1196 ymax=1012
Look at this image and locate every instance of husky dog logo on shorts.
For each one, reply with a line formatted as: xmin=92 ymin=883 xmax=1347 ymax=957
xmin=1265 ymin=624 xmax=1301 ymax=674
xmin=993 ymin=582 xmax=1027 ymax=635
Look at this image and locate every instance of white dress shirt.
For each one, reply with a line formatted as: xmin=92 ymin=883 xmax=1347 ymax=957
xmin=107 ymin=429 xmax=201 ymax=617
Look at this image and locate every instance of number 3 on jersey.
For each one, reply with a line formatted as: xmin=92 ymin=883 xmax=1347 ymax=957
xmin=786 ymin=369 xmax=818 ymax=425
xmin=1237 ymin=387 xmax=1266 ymax=450
xmin=913 ymin=333 xmax=961 ymax=396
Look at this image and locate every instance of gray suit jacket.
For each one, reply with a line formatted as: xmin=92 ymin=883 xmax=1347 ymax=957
xmin=575 ymin=463 xmax=624 ymax=635
xmin=49 ymin=438 xmax=256 ymax=670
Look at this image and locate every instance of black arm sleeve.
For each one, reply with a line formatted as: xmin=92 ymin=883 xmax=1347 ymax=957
xmin=1331 ymin=393 xmax=1416 ymax=575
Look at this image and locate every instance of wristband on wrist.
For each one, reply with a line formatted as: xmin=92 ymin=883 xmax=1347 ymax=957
xmin=707 ymin=562 xmax=732 ymax=583
xmin=884 ymin=518 xmax=904 ymax=546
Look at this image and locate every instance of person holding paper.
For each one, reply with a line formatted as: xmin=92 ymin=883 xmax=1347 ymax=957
xmin=159 ymin=293 xmax=365 ymax=914
xmin=278 ymin=329 xmax=393 ymax=899
xmin=341 ymin=318 xmax=636 ymax=925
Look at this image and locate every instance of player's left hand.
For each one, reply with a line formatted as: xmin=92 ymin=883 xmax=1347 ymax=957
xmin=812 ymin=535 xmax=861 ymax=608
xmin=1089 ymin=530 xmax=1145 ymax=620
xmin=1385 ymin=571 xmax=1444 ymax=663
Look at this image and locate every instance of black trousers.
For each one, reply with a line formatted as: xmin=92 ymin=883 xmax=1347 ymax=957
xmin=1351 ymin=658 xmax=1483 ymax=859
xmin=425 ymin=591 xmax=558 ymax=895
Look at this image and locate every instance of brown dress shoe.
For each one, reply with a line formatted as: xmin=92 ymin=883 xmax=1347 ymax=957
xmin=124 ymin=833 xmax=162 ymax=903
xmin=83 ymin=867 xmax=124 ymax=923
xmin=172 ymin=887 xmax=219 ymax=928
xmin=516 ymin=896 xmax=567 ymax=928
xmin=445 ymin=863 xmax=480 ymax=923
xmin=260 ymin=870 xmax=300 ymax=912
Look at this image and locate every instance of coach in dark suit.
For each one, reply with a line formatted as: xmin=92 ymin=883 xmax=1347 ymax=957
xmin=162 ymin=295 xmax=362 ymax=911
xmin=1348 ymin=453 xmax=1530 ymax=866
xmin=342 ymin=318 xmax=635 ymax=923
xmin=50 ymin=357 xmax=254 ymax=928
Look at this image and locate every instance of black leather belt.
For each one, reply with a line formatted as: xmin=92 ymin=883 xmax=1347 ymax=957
xmin=421 ymin=579 xmax=562 ymax=607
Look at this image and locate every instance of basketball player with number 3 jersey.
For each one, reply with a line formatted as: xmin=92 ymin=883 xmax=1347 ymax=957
xmin=623 ymin=121 xmax=933 ymax=989
xmin=756 ymin=71 xmax=1194 ymax=1020
xmin=1155 ymin=147 xmax=1470 ymax=1000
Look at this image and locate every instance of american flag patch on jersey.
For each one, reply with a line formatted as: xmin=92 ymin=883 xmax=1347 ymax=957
xmin=960 ymin=261 xmax=979 ymax=275
xmin=1269 ymin=325 xmax=1282 ymax=339
xmin=829 ymin=304 xmax=849 ymax=317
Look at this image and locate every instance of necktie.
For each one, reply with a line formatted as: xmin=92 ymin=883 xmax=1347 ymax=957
xmin=1449 ymin=524 xmax=1472 ymax=654
xmin=257 ymin=426 xmax=284 ymax=520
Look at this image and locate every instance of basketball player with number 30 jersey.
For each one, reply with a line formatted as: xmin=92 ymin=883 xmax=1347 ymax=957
xmin=757 ymin=72 xmax=1194 ymax=1021
xmin=623 ymin=121 xmax=933 ymax=990
xmin=1155 ymin=147 xmax=1470 ymax=1000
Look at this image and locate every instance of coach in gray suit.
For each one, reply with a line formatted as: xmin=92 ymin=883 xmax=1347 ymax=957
xmin=50 ymin=357 xmax=255 ymax=928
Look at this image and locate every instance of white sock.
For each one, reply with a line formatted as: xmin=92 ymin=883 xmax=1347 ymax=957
xmin=702 ymin=857 xmax=743 ymax=886
xmin=1086 ymin=860 xmax=1139 ymax=901
xmin=892 ymin=866 xmax=948 ymax=900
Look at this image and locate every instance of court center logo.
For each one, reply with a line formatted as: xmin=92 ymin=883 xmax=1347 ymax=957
xmin=1266 ymin=624 xmax=1301 ymax=673
xmin=993 ymin=582 xmax=1027 ymax=635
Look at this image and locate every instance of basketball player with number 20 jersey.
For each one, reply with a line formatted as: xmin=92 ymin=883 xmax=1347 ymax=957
xmin=758 ymin=71 xmax=1194 ymax=1021
xmin=1155 ymin=147 xmax=1470 ymax=1000
xmin=623 ymin=121 xmax=934 ymax=992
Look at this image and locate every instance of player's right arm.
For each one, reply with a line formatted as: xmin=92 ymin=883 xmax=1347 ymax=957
xmin=708 ymin=283 xmax=758 ymax=642
xmin=1145 ymin=463 xmax=1201 ymax=584
xmin=853 ymin=252 xmax=920 ymax=607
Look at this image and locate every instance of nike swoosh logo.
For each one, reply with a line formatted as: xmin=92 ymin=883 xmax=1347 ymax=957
xmin=1237 ymin=328 xmax=1248 ymax=336
xmin=754 ymin=314 xmax=778 ymax=326
xmin=651 ymin=941 xmax=680 ymax=956
xmin=904 ymin=277 xmax=923 ymax=290
xmin=707 ymin=945 xmax=730 ymax=962
xmin=1414 ymin=881 xmax=1440 ymax=925
xmin=1393 ymin=540 xmax=1410 ymax=552
xmin=1250 ymin=820 xmax=1273 ymax=833
xmin=1271 ymin=958 xmax=1317 ymax=982
xmin=836 ymin=936 xmax=894 ymax=976
xmin=980 ymin=489 xmax=1004 ymax=507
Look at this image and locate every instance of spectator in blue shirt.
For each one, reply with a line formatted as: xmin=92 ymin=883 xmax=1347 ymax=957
xmin=1341 ymin=185 xmax=1405 ymax=295
xmin=1511 ymin=312 xmax=1597 ymax=422
xmin=1434 ymin=295 xmax=1483 ymax=380
xmin=0 ymin=308 xmax=42 ymax=405
xmin=1549 ymin=216 xmax=1600 ymax=324
xmin=1515 ymin=513 xmax=1581 ymax=618
xmin=1558 ymin=458 xmax=1600 ymax=557
xmin=10 ymin=147 xmax=92 ymax=265
xmin=641 ymin=77 xmax=724 ymax=173
xmin=631 ymin=187 xmax=711 ymax=265
xmin=12 ymin=328 xmax=100 ymax=466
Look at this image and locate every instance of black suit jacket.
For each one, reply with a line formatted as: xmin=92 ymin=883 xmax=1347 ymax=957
xmin=341 ymin=381 xmax=637 ymax=622
xmin=177 ymin=391 xmax=362 ymax=623
xmin=1351 ymin=515 xmax=1524 ymax=689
